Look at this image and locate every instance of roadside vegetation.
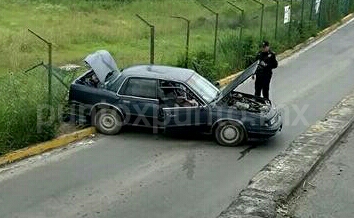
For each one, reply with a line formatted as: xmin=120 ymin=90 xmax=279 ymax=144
xmin=0 ymin=0 xmax=352 ymax=154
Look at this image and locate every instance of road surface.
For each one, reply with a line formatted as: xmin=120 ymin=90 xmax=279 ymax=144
xmin=286 ymin=125 xmax=354 ymax=218
xmin=1 ymin=19 xmax=354 ymax=218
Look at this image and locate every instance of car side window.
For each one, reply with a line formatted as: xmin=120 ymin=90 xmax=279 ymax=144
xmin=119 ymin=78 xmax=157 ymax=99
xmin=158 ymin=80 xmax=202 ymax=107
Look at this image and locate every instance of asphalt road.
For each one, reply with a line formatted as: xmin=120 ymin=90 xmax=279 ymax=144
xmin=287 ymin=125 xmax=354 ymax=218
xmin=1 ymin=19 xmax=354 ymax=218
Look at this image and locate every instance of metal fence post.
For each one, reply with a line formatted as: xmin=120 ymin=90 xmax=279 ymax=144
xmin=274 ymin=0 xmax=279 ymax=39
xmin=301 ymin=0 xmax=305 ymax=29
xmin=136 ymin=14 xmax=155 ymax=64
xmin=186 ymin=20 xmax=190 ymax=67
xmin=200 ymin=4 xmax=219 ymax=64
xmin=251 ymin=0 xmax=265 ymax=41
xmin=227 ymin=1 xmax=244 ymax=41
xmin=28 ymin=29 xmax=52 ymax=107
xmin=171 ymin=16 xmax=191 ymax=68
xmin=310 ymin=0 xmax=315 ymax=20
xmin=215 ymin=13 xmax=219 ymax=64
xmin=151 ymin=26 xmax=155 ymax=64
xmin=288 ymin=0 xmax=293 ymax=43
xmin=317 ymin=0 xmax=322 ymax=28
xmin=48 ymin=42 xmax=52 ymax=106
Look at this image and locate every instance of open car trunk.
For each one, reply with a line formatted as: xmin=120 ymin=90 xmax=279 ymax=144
xmin=73 ymin=50 xmax=121 ymax=88
xmin=84 ymin=50 xmax=120 ymax=84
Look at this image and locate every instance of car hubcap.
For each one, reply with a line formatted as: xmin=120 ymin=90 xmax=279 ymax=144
xmin=221 ymin=125 xmax=239 ymax=144
xmin=101 ymin=115 xmax=116 ymax=130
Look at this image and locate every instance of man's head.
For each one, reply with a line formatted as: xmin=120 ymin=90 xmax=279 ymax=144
xmin=260 ymin=40 xmax=270 ymax=52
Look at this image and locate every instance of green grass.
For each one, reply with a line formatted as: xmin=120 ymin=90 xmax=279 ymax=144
xmin=0 ymin=0 xmax=280 ymax=74
xmin=0 ymin=0 xmax=352 ymax=154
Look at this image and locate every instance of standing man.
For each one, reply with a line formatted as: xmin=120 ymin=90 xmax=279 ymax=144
xmin=253 ymin=40 xmax=278 ymax=100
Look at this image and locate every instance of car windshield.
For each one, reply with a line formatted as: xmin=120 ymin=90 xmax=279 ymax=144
xmin=186 ymin=73 xmax=219 ymax=103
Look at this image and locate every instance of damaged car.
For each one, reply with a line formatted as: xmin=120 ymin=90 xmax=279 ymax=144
xmin=68 ymin=50 xmax=282 ymax=146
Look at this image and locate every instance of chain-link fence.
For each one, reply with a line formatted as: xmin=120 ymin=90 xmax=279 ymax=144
xmin=132 ymin=0 xmax=353 ymax=81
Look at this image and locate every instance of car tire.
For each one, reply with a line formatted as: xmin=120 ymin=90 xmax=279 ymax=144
xmin=214 ymin=121 xmax=246 ymax=146
xmin=94 ymin=108 xmax=123 ymax=135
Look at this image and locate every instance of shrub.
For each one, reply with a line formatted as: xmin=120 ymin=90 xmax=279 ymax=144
xmin=0 ymin=69 xmax=67 ymax=154
xmin=177 ymin=50 xmax=231 ymax=82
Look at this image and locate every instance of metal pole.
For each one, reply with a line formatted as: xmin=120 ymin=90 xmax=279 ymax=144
xmin=227 ymin=1 xmax=244 ymax=40
xmin=251 ymin=0 xmax=265 ymax=41
xmin=310 ymin=0 xmax=315 ymax=20
xmin=301 ymin=0 xmax=305 ymax=29
xmin=171 ymin=16 xmax=191 ymax=68
xmin=28 ymin=29 xmax=52 ymax=107
xmin=241 ymin=8 xmax=245 ymax=40
xmin=150 ymin=26 xmax=155 ymax=64
xmin=317 ymin=0 xmax=322 ymax=28
xmin=200 ymin=4 xmax=219 ymax=64
xmin=289 ymin=0 xmax=293 ymax=43
xmin=260 ymin=4 xmax=264 ymax=41
xmin=214 ymin=13 xmax=219 ymax=65
xmin=186 ymin=21 xmax=190 ymax=67
xmin=136 ymin=14 xmax=155 ymax=64
xmin=48 ymin=43 xmax=52 ymax=106
xmin=275 ymin=0 xmax=279 ymax=39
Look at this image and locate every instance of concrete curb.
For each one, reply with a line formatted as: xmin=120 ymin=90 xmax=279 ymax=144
xmin=217 ymin=13 xmax=354 ymax=87
xmin=0 ymin=127 xmax=96 ymax=167
xmin=216 ymin=90 xmax=354 ymax=218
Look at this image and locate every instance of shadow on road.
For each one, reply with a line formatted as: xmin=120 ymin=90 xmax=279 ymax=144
xmin=120 ymin=126 xmax=269 ymax=142
xmin=117 ymin=126 xmax=274 ymax=161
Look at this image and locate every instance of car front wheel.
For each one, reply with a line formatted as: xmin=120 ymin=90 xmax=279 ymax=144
xmin=94 ymin=108 xmax=123 ymax=135
xmin=214 ymin=121 xmax=246 ymax=146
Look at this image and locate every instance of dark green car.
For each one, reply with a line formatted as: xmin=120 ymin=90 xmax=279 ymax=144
xmin=68 ymin=50 xmax=282 ymax=146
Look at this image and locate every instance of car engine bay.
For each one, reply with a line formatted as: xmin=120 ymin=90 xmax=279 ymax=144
xmin=221 ymin=92 xmax=271 ymax=113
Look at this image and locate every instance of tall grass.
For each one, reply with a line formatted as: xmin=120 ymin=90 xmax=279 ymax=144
xmin=0 ymin=0 xmax=278 ymax=73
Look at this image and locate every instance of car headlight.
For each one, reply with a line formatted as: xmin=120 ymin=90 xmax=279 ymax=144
xmin=269 ymin=114 xmax=278 ymax=125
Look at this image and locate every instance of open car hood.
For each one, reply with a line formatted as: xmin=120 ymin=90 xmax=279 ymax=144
xmin=84 ymin=50 xmax=120 ymax=83
xmin=217 ymin=60 xmax=260 ymax=102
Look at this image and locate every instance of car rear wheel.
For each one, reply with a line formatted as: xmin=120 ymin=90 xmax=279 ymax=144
xmin=214 ymin=121 xmax=246 ymax=146
xmin=94 ymin=108 xmax=123 ymax=135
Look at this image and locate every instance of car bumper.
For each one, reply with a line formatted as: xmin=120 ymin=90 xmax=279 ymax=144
xmin=247 ymin=114 xmax=283 ymax=138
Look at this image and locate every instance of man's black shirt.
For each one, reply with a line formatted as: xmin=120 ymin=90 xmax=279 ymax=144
xmin=255 ymin=50 xmax=278 ymax=77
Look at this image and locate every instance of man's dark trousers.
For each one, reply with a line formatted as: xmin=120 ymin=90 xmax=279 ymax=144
xmin=255 ymin=73 xmax=271 ymax=100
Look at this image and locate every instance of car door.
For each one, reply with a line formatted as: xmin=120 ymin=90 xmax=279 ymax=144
xmin=160 ymin=81 xmax=209 ymax=132
xmin=117 ymin=77 xmax=159 ymax=127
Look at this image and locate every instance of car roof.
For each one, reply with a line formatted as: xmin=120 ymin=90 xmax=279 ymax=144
xmin=120 ymin=64 xmax=195 ymax=82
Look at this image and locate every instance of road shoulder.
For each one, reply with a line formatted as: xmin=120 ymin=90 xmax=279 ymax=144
xmin=283 ymin=125 xmax=354 ymax=218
